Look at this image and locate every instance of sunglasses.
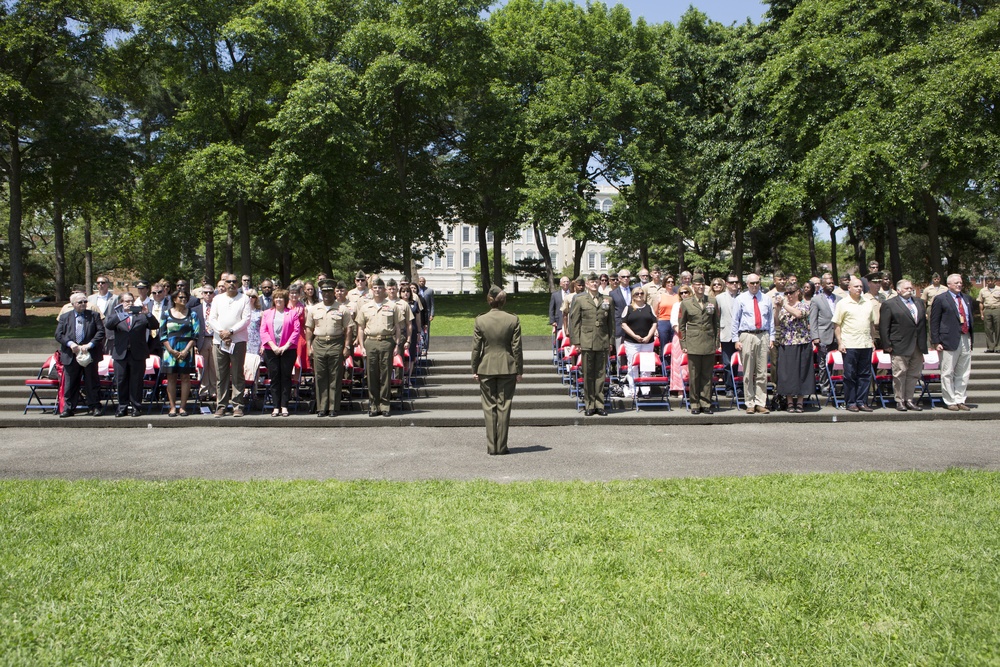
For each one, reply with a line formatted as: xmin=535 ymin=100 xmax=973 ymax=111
xmin=152 ymin=290 xmax=163 ymax=295
xmin=225 ymin=279 xmax=237 ymax=283
xmin=747 ymin=281 xmax=760 ymax=285
xmin=727 ymin=280 xmax=739 ymax=284
xmin=97 ymin=281 xmax=108 ymax=285
xmin=679 ymin=291 xmax=690 ymax=295
xmin=665 ymin=280 xmax=675 ymax=284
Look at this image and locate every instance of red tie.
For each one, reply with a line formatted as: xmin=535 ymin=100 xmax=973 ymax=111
xmin=957 ymin=295 xmax=969 ymax=334
xmin=126 ymin=315 xmax=132 ymax=329
xmin=753 ymin=295 xmax=762 ymax=330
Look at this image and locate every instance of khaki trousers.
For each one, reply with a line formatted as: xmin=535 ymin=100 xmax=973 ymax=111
xmin=365 ymin=338 xmax=394 ymax=413
xmin=581 ymin=349 xmax=607 ymax=411
xmin=891 ymin=348 xmax=923 ymax=405
xmin=312 ymin=337 xmax=345 ymax=413
xmin=739 ymin=332 xmax=769 ymax=408
xmin=940 ymin=334 xmax=972 ymax=406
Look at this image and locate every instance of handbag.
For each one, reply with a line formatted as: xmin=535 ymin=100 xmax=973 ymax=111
xmin=75 ymin=348 xmax=93 ymax=367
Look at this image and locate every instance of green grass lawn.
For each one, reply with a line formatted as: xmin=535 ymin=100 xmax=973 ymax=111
xmin=2 ymin=471 xmax=998 ymax=665
xmin=0 ymin=314 xmax=61 ymax=339
xmin=431 ymin=293 xmax=551 ymax=336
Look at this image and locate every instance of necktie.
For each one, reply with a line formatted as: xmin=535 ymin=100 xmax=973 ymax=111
xmin=76 ymin=316 xmax=84 ymax=343
xmin=957 ymin=294 xmax=969 ymax=334
xmin=126 ymin=315 xmax=133 ymax=330
xmin=753 ymin=295 xmax=762 ymax=330
xmin=906 ymin=299 xmax=917 ymax=323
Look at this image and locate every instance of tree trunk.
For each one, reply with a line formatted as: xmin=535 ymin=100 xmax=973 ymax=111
xmin=825 ymin=216 xmax=839 ymax=280
xmin=492 ymin=231 xmax=504 ymax=289
xmin=886 ymin=215 xmax=901 ymax=285
xmin=204 ymin=214 xmax=215 ymax=284
xmin=873 ymin=222 xmax=885 ymax=275
xmin=805 ymin=214 xmax=818 ymax=277
xmin=237 ymin=197 xmax=252 ymax=281
xmin=920 ymin=191 xmax=943 ymax=277
xmin=477 ymin=223 xmax=490 ymax=294
xmin=52 ymin=190 xmax=67 ymax=301
xmin=281 ymin=248 xmax=292 ymax=287
xmin=322 ymin=256 xmax=332 ymax=277
xmin=733 ymin=207 xmax=745 ymax=279
xmin=5 ymin=130 xmax=26 ymax=326
xmin=533 ymin=222 xmax=555 ymax=290
xmin=573 ymin=239 xmax=587 ymax=281
xmin=639 ymin=243 xmax=648 ymax=271
xmin=675 ymin=202 xmax=686 ymax=273
xmin=83 ymin=210 xmax=93 ymax=296
xmin=225 ymin=211 xmax=234 ymax=274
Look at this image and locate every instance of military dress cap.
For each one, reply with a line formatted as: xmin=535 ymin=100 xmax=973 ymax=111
xmin=355 ymin=270 xmax=367 ymax=280
xmin=587 ymin=272 xmax=600 ymax=282
xmin=692 ymin=274 xmax=705 ymax=284
xmin=135 ymin=280 xmax=150 ymax=289
xmin=372 ymin=278 xmax=385 ymax=288
xmin=319 ymin=279 xmax=336 ymax=291
xmin=336 ymin=280 xmax=347 ymax=290
xmin=387 ymin=278 xmax=397 ymax=287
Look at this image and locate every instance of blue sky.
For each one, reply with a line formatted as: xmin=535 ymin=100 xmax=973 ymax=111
xmin=486 ymin=1 xmax=770 ymax=25
xmin=615 ymin=0 xmax=769 ymax=25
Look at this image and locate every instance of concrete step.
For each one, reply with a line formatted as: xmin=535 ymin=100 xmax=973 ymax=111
xmin=5 ymin=403 xmax=1000 ymax=429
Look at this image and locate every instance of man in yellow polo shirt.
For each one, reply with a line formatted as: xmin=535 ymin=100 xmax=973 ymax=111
xmin=832 ymin=278 xmax=877 ymax=413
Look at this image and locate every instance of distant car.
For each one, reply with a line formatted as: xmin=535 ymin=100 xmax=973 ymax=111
xmin=27 ymin=295 xmax=54 ymax=303
xmin=1 ymin=296 xmax=9 ymax=306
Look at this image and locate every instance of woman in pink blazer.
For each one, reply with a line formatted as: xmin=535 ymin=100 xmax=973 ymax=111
xmin=260 ymin=289 xmax=302 ymax=417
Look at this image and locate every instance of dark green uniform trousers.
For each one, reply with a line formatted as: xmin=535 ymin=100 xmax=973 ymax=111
xmin=687 ymin=353 xmax=715 ymax=410
xmin=365 ymin=337 xmax=394 ymax=413
xmin=479 ymin=374 xmax=517 ymax=454
xmin=312 ymin=336 xmax=345 ymax=413
xmin=581 ymin=350 xmax=607 ymax=411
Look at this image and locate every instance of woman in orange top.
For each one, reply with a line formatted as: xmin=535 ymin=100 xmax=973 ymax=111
xmin=656 ymin=274 xmax=678 ymax=350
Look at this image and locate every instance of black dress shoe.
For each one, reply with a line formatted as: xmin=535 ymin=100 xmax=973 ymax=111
xmin=316 ymin=411 xmax=327 ymax=418
xmin=129 ymin=406 xmax=140 ymax=417
xmin=690 ymin=408 xmax=701 ymax=415
xmin=59 ymin=410 xmax=74 ymax=418
xmin=704 ymin=408 xmax=714 ymax=415
xmin=115 ymin=407 xmax=128 ymax=418
xmin=584 ymin=409 xmax=594 ymax=416
xmin=382 ymin=411 xmax=391 ymax=417
xmin=905 ymin=400 xmax=923 ymax=412
xmin=329 ymin=411 xmax=337 ymax=418
xmin=369 ymin=411 xmax=379 ymax=417
xmin=857 ymin=404 xmax=874 ymax=412
xmin=895 ymin=404 xmax=908 ymax=412
xmin=596 ymin=409 xmax=608 ymax=416
xmin=87 ymin=406 xmax=103 ymax=417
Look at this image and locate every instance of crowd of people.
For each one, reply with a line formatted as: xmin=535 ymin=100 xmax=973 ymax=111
xmin=550 ymin=264 xmax=994 ymax=415
xmin=53 ymin=271 xmax=436 ymax=418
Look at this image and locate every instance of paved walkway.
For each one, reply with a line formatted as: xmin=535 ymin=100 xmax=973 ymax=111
xmin=1 ymin=422 xmax=996 ymax=481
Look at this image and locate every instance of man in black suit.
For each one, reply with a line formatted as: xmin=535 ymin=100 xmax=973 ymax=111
xmin=105 ymin=292 xmax=160 ymax=417
xmin=54 ymin=293 xmax=106 ymax=417
xmin=548 ymin=276 xmax=571 ymax=332
xmin=930 ymin=273 xmax=975 ymax=411
xmin=879 ymin=279 xmax=927 ymax=411
xmin=610 ymin=268 xmax=632 ymax=348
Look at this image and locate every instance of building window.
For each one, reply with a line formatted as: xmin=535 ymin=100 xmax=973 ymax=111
xmin=462 ymin=250 xmax=472 ymax=268
xmin=601 ymin=199 xmax=613 ymax=213
xmin=434 ymin=254 xmax=442 ymax=269
xmin=600 ymin=252 xmax=609 ymax=270
xmin=588 ymin=253 xmax=597 ymax=270
xmin=550 ymin=251 xmax=558 ymax=268
xmin=446 ymin=251 xmax=455 ymax=269
xmin=446 ymin=227 xmax=454 ymax=242
xmin=486 ymin=230 xmax=494 ymax=243
xmin=514 ymin=251 xmax=523 ymax=262
xmin=462 ymin=226 xmax=471 ymax=243
xmin=525 ymin=228 xmax=534 ymax=244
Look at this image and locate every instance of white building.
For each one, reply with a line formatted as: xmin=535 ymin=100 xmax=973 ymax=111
xmin=385 ymin=185 xmax=617 ymax=294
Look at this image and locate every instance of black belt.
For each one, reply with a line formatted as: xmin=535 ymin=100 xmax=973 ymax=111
xmin=739 ymin=329 xmax=768 ymax=335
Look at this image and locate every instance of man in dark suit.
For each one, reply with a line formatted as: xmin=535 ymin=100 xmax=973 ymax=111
xmin=417 ymin=277 xmax=435 ymax=350
xmin=54 ymin=293 xmax=106 ymax=417
xmin=105 ymin=292 xmax=160 ymax=417
xmin=930 ymin=273 xmax=975 ymax=411
xmin=569 ymin=273 xmax=615 ymax=416
xmin=610 ymin=269 xmax=632 ymax=348
xmin=809 ymin=273 xmax=841 ymax=394
xmin=548 ymin=276 xmax=571 ymax=332
xmin=879 ymin=279 xmax=927 ymax=411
